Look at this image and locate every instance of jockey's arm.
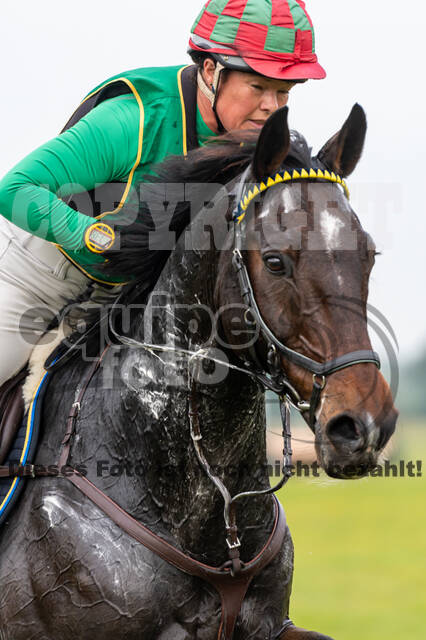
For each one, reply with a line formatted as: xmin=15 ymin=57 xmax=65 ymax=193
xmin=0 ymin=95 xmax=139 ymax=251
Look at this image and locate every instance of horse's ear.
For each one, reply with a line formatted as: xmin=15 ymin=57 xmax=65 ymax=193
xmin=317 ymin=103 xmax=367 ymax=178
xmin=252 ymin=106 xmax=290 ymax=182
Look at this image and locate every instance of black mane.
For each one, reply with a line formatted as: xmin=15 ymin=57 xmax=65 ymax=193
xmin=101 ymin=129 xmax=314 ymax=285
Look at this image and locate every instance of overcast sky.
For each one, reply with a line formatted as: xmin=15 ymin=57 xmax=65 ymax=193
xmin=0 ymin=0 xmax=424 ymax=365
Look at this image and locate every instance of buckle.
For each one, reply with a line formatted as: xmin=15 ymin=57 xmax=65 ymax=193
xmin=232 ymin=248 xmax=244 ymax=270
xmin=312 ymin=374 xmax=326 ymax=390
xmin=226 ymin=537 xmax=241 ymax=550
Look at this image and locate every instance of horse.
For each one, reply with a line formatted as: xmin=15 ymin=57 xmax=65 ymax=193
xmin=0 ymin=105 xmax=397 ymax=639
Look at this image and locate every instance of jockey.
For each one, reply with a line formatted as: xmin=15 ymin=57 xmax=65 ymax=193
xmin=0 ymin=0 xmax=325 ymax=388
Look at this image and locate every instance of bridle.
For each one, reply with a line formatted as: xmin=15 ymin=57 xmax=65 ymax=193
xmin=230 ymin=163 xmax=381 ymax=433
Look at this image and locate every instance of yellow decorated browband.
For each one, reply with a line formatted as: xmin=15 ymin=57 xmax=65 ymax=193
xmin=233 ymin=168 xmax=349 ymax=224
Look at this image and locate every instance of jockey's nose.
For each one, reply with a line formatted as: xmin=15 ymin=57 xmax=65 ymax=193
xmin=260 ymin=90 xmax=280 ymax=113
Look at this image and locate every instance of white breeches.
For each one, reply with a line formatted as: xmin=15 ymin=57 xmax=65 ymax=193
xmin=0 ymin=226 xmax=90 ymax=387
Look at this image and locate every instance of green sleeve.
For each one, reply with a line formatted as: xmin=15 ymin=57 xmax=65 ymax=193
xmin=0 ymin=95 xmax=140 ymax=251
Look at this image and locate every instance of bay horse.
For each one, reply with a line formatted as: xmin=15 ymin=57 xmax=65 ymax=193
xmin=0 ymin=105 xmax=397 ymax=639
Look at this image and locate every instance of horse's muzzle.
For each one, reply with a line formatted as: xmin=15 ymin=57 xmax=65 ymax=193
xmin=317 ymin=407 xmax=398 ymax=478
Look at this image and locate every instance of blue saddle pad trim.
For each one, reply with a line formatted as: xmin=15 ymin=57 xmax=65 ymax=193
xmin=0 ymin=369 xmax=52 ymax=527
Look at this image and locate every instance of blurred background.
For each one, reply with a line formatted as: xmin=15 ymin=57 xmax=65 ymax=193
xmin=0 ymin=1 xmax=424 ymax=638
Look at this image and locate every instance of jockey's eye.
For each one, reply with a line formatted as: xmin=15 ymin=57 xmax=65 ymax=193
xmin=262 ymin=253 xmax=293 ymax=277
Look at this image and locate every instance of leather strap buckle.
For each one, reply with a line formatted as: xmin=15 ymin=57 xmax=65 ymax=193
xmin=226 ymin=537 xmax=241 ymax=551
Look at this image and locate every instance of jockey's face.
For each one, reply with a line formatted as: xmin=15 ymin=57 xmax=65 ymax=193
xmin=215 ymin=70 xmax=295 ymax=131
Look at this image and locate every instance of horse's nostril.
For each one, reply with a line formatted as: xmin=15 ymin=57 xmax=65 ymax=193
xmin=327 ymin=415 xmax=364 ymax=452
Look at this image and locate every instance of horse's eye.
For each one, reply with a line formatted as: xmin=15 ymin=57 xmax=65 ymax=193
xmin=263 ymin=253 xmax=293 ymax=277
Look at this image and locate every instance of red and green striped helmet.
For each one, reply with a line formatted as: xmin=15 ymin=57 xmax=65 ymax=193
xmin=189 ymin=0 xmax=325 ymax=80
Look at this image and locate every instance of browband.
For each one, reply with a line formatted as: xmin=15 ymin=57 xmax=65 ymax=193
xmin=233 ymin=167 xmax=349 ymax=224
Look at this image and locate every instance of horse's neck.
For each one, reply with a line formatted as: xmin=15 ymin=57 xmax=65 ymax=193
xmin=66 ymin=208 xmax=274 ymax=563
xmin=120 ymin=243 xmax=273 ymax=561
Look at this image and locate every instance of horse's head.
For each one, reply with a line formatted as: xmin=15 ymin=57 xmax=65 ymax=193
xmin=217 ymin=105 xmax=398 ymax=478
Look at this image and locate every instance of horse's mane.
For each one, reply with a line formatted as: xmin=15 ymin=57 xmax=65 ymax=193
xmin=70 ymin=129 xmax=315 ymax=351
xmin=100 ymin=129 xmax=314 ymax=286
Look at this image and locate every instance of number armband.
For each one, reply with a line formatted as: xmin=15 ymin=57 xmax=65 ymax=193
xmin=84 ymin=223 xmax=115 ymax=253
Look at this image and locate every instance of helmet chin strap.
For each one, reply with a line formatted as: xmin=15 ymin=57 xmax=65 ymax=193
xmin=197 ymin=62 xmax=226 ymax=133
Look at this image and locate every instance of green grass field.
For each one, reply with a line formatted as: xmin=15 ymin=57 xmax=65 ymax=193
xmin=276 ymin=422 xmax=426 ymax=640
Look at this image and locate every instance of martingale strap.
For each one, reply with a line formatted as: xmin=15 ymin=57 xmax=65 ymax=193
xmin=66 ymin=475 xmax=286 ymax=640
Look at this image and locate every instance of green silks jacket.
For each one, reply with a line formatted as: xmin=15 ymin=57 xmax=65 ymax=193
xmin=0 ymin=65 xmax=216 ymax=284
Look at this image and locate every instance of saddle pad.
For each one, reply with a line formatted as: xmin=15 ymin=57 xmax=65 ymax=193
xmin=0 ymin=369 xmax=52 ymax=527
